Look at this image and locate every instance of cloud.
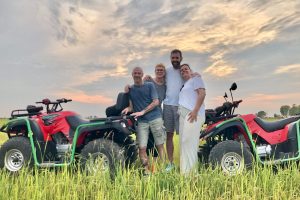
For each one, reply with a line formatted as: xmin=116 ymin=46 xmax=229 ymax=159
xmin=40 ymin=0 xmax=300 ymax=81
xmin=55 ymin=90 xmax=114 ymax=105
xmin=274 ymin=64 xmax=300 ymax=74
xmin=203 ymin=60 xmax=238 ymax=77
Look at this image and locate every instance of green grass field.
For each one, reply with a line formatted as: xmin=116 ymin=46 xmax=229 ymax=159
xmin=0 ymin=119 xmax=8 ymax=145
xmin=1 ymin=118 xmax=300 ymax=199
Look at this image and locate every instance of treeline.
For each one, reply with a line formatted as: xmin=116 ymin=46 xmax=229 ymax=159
xmin=256 ymin=104 xmax=299 ymax=118
xmin=280 ymin=104 xmax=300 ymax=117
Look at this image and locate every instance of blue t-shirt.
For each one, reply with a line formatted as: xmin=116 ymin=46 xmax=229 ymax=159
xmin=129 ymin=82 xmax=161 ymax=122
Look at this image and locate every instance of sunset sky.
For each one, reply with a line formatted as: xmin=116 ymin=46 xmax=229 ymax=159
xmin=0 ymin=0 xmax=300 ymax=118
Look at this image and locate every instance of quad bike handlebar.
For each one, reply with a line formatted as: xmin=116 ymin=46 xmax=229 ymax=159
xmin=98 ymin=115 xmax=137 ymax=133
xmin=36 ymin=98 xmax=72 ymax=105
xmin=215 ymin=99 xmax=242 ymax=117
xmin=35 ymin=98 xmax=72 ymax=114
xmin=205 ymin=83 xmax=242 ymax=124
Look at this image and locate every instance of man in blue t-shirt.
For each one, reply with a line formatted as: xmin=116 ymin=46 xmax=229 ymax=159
xmin=122 ymin=67 xmax=166 ymax=175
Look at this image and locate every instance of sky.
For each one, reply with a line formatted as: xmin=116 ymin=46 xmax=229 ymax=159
xmin=0 ymin=0 xmax=300 ymax=118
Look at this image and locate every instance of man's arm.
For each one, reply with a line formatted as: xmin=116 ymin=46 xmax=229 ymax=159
xmin=131 ymin=99 xmax=159 ymax=118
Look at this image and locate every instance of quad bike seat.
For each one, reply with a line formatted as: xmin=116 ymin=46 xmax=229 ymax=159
xmin=66 ymin=115 xmax=90 ymax=138
xmin=106 ymin=92 xmax=129 ymax=117
xmin=66 ymin=115 xmax=113 ymax=138
xmin=254 ymin=116 xmax=300 ymax=132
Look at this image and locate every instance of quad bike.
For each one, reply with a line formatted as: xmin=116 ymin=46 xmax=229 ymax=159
xmin=199 ymin=83 xmax=300 ymax=174
xmin=0 ymin=95 xmax=137 ymax=179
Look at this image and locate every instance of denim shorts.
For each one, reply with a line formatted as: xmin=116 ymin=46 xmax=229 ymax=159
xmin=137 ymin=117 xmax=166 ymax=148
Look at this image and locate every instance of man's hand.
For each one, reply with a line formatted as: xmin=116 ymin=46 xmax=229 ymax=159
xmin=124 ymin=84 xmax=131 ymax=93
xmin=143 ymin=75 xmax=153 ymax=81
xmin=191 ymin=72 xmax=201 ymax=78
xmin=122 ymin=107 xmax=131 ymax=115
xmin=130 ymin=110 xmax=145 ymax=119
xmin=188 ymin=110 xmax=198 ymax=123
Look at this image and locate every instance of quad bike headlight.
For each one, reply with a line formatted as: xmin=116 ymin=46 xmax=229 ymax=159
xmin=120 ymin=122 xmax=127 ymax=128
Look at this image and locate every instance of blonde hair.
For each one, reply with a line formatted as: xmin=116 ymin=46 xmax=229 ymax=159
xmin=155 ymin=63 xmax=166 ymax=71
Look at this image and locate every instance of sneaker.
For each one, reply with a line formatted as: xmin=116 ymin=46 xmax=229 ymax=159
xmin=165 ymin=163 xmax=175 ymax=172
xmin=142 ymin=170 xmax=152 ymax=179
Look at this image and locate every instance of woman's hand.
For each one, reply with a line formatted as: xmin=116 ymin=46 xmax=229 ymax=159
xmin=188 ymin=110 xmax=198 ymax=123
xmin=143 ymin=75 xmax=153 ymax=81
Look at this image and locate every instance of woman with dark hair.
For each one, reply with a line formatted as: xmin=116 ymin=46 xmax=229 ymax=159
xmin=178 ymin=64 xmax=206 ymax=175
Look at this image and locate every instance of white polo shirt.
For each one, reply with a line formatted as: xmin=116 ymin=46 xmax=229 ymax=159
xmin=179 ymin=76 xmax=206 ymax=117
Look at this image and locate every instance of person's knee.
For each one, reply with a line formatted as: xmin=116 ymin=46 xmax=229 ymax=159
xmin=156 ymin=144 xmax=164 ymax=149
xmin=139 ymin=147 xmax=147 ymax=154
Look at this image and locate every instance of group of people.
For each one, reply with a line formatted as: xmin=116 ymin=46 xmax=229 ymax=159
xmin=122 ymin=49 xmax=206 ymax=176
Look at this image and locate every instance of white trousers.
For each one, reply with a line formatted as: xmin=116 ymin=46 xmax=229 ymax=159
xmin=178 ymin=106 xmax=205 ymax=175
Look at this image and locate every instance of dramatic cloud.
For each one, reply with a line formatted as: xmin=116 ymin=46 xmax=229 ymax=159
xmin=1 ymin=0 xmax=300 ymax=117
xmin=274 ymin=64 xmax=300 ymax=74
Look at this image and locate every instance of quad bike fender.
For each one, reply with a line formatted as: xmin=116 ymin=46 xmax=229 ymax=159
xmin=203 ymin=120 xmax=245 ymax=138
xmin=1 ymin=118 xmax=29 ymax=138
xmin=203 ymin=118 xmax=255 ymax=149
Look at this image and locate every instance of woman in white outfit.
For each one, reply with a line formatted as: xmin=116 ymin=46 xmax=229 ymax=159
xmin=178 ymin=64 xmax=206 ymax=175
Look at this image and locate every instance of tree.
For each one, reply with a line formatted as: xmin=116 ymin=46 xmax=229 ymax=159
xmin=280 ymin=105 xmax=290 ymax=117
xmin=257 ymin=111 xmax=267 ymax=118
xmin=274 ymin=113 xmax=282 ymax=118
xmin=289 ymin=104 xmax=300 ymax=116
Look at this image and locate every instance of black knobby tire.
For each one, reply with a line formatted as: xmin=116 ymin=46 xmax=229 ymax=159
xmin=208 ymin=140 xmax=253 ymax=175
xmin=0 ymin=137 xmax=33 ymax=172
xmin=80 ymin=139 xmax=125 ymax=179
xmin=124 ymin=143 xmax=138 ymax=167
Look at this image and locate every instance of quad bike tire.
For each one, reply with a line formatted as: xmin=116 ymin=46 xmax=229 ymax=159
xmin=0 ymin=137 xmax=33 ymax=172
xmin=208 ymin=140 xmax=253 ymax=175
xmin=80 ymin=138 xmax=125 ymax=180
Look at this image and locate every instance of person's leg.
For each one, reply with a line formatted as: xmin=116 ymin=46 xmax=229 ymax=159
xmin=149 ymin=118 xmax=166 ymax=163
xmin=166 ymin=132 xmax=174 ymax=163
xmin=147 ymin=131 xmax=158 ymax=172
xmin=156 ymin=144 xmax=165 ymax=162
xmin=137 ymin=122 xmax=150 ymax=173
xmin=163 ymin=104 xmax=175 ymax=163
xmin=146 ymin=130 xmax=155 ymax=157
xmin=179 ymin=106 xmax=204 ymax=175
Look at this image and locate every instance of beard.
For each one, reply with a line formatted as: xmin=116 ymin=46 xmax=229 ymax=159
xmin=172 ymin=61 xmax=181 ymax=69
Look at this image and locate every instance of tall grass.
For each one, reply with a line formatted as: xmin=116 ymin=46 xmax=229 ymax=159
xmin=0 ymin=118 xmax=8 ymax=145
xmin=1 ymin=118 xmax=300 ymax=199
xmin=1 ymin=164 xmax=300 ymax=200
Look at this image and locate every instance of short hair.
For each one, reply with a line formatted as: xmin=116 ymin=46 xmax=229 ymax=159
xmin=180 ymin=63 xmax=190 ymax=69
xmin=155 ymin=63 xmax=166 ymax=70
xmin=132 ymin=66 xmax=143 ymax=73
xmin=171 ymin=49 xmax=182 ymax=58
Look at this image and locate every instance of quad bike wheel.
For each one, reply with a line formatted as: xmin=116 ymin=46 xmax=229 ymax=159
xmin=80 ymin=138 xmax=125 ymax=179
xmin=208 ymin=140 xmax=253 ymax=175
xmin=0 ymin=137 xmax=33 ymax=172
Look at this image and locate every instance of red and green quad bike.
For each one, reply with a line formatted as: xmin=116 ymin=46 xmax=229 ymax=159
xmin=199 ymin=83 xmax=300 ymax=175
xmin=0 ymin=97 xmax=137 ymax=179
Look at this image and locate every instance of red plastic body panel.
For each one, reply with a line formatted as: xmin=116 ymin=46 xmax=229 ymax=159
xmin=31 ymin=111 xmax=78 ymax=143
xmin=205 ymin=113 xmax=290 ymax=145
